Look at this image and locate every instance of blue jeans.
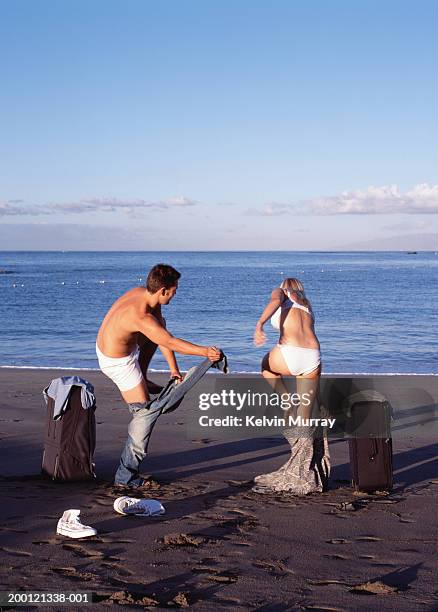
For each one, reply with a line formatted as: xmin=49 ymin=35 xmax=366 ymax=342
xmin=113 ymin=355 xmax=228 ymax=487
xmin=114 ymin=402 xmax=163 ymax=487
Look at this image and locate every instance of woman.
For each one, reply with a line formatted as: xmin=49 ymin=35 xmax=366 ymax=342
xmin=253 ymin=278 xmax=330 ymax=495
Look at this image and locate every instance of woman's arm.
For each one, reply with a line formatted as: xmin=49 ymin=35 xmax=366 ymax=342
xmin=253 ymin=288 xmax=283 ymax=346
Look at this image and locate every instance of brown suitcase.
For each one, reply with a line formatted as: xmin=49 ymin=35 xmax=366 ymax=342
xmin=42 ymin=385 xmax=96 ymax=481
xmin=348 ymin=400 xmax=393 ymax=493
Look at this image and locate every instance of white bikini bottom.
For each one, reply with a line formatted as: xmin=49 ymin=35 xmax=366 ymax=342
xmin=96 ymin=343 xmax=144 ymax=392
xmin=277 ymin=344 xmax=321 ymax=377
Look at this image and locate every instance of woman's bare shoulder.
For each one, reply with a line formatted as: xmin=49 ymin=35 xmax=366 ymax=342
xmin=271 ymin=287 xmax=284 ymax=300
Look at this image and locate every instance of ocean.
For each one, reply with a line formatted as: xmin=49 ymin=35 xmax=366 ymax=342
xmin=0 ymin=251 xmax=437 ymax=374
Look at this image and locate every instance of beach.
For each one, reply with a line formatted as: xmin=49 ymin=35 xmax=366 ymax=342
xmin=1 ymin=367 xmax=438 ymax=611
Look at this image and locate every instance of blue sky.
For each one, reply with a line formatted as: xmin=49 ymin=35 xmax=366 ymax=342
xmin=1 ymin=0 xmax=438 ymax=249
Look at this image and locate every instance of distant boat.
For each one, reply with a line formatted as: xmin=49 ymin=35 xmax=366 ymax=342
xmin=407 ymin=251 xmax=418 ymax=255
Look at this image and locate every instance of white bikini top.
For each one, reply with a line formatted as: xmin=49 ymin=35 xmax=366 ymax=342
xmin=270 ymin=289 xmax=313 ymax=330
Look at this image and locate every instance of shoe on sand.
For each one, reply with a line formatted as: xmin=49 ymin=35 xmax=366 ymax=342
xmin=56 ymin=509 xmax=97 ymax=539
xmin=113 ymin=496 xmax=165 ymax=516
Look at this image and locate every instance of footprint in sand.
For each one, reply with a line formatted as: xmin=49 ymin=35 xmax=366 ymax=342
xmin=350 ymin=580 xmax=398 ymax=594
xmin=191 ymin=565 xmax=221 ymax=575
xmin=252 ymin=560 xmax=293 ymax=575
xmin=95 ymin=591 xmax=159 ymax=607
xmin=32 ymin=538 xmax=58 ymax=546
xmin=227 ymin=508 xmax=257 ymax=519
xmin=101 ymin=562 xmax=134 ymax=576
xmin=0 ymin=547 xmax=32 ymax=557
xmin=322 ymin=554 xmax=349 ymax=561
xmin=161 ymin=533 xmax=205 ymax=548
xmin=62 ymin=543 xmax=106 ymax=559
xmin=51 ymin=566 xmax=99 ymax=582
xmin=205 ymin=572 xmax=238 ymax=584
xmin=96 ymin=537 xmax=134 ymax=544
xmin=307 ymin=579 xmax=348 ymax=587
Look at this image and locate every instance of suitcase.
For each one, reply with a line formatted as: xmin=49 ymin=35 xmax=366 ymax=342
xmin=348 ymin=400 xmax=393 ymax=493
xmin=42 ymin=385 xmax=96 ymax=481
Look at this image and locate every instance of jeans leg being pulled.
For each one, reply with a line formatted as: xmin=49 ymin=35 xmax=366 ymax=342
xmin=114 ymin=401 xmax=162 ymax=487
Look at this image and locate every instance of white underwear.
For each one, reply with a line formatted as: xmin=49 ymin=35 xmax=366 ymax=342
xmin=277 ymin=344 xmax=321 ymax=377
xmin=96 ymin=343 xmax=144 ymax=392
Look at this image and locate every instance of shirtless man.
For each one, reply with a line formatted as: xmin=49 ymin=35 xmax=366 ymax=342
xmin=96 ymin=263 xmax=221 ymax=488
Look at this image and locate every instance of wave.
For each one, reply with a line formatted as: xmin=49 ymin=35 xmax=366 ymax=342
xmin=0 ymin=364 xmax=436 ymax=376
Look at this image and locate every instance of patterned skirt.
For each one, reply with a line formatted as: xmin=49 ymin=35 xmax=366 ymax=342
xmin=253 ymin=428 xmax=331 ymax=495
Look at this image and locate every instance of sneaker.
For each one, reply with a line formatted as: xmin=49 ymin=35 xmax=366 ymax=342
xmin=56 ymin=509 xmax=97 ymax=539
xmin=113 ymin=496 xmax=165 ymax=517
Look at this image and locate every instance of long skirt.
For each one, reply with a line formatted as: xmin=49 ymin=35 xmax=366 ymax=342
xmin=253 ymin=428 xmax=331 ymax=495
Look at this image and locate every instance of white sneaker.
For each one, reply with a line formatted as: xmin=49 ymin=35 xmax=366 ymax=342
xmin=113 ymin=496 xmax=165 ymax=517
xmin=56 ymin=509 xmax=97 ymax=539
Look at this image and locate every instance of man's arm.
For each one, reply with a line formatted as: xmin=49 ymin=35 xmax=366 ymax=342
xmin=157 ymin=317 xmax=182 ymax=379
xmin=160 ymin=346 xmax=182 ymax=379
xmin=140 ymin=314 xmax=220 ymax=360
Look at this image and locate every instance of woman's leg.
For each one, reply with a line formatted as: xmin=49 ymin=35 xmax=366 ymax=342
xmin=261 ymin=348 xmax=291 ymax=396
xmin=254 ymin=362 xmax=329 ymax=494
xmin=254 ymin=349 xmax=295 ymax=486
xmin=296 ymin=365 xmax=321 ymax=420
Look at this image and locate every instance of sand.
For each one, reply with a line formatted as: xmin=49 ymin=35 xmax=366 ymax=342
xmin=1 ymin=368 xmax=438 ymax=611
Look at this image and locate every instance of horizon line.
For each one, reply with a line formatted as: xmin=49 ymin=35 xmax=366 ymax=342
xmin=0 ymin=249 xmax=435 ymax=254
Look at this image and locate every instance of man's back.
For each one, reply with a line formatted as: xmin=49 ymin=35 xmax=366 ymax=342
xmin=97 ymin=287 xmax=153 ymax=357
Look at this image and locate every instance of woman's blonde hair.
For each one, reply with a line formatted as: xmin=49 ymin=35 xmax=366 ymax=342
xmin=280 ymin=278 xmax=312 ymax=311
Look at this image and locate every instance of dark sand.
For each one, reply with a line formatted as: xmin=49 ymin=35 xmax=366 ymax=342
xmin=1 ymin=368 xmax=438 ymax=611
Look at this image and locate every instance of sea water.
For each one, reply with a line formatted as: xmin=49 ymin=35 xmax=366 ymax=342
xmin=0 ymin=251 xmax=437 ymax=374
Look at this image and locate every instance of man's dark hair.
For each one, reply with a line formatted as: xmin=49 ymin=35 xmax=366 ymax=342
xmin=146 ymin=264 xmax=181 ymax=293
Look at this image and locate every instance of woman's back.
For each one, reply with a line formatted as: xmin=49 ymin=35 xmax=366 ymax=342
xmin=272 ymin=288 xmax=319 ymax=349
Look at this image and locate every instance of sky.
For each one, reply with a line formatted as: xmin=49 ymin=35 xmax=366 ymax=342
xmin=1 ymin=0 xmax=438 ymax=250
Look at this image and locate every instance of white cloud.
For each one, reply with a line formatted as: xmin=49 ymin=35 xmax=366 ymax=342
xmin=294 ymin=183 xmax=438 ymax=215
xmin=263 ymin=203 xmax=289 ymax=216
xmin=0 ymin=201 xmax=48 ymax=216
xmin=0 ymin=195 xmax=198 ymax=217
xmin=245 ymin=202 xmax=289 ymax=216
xmin=245 ymin=183 xmax=438 ymax=216
xmin=164 ymin=196 xmax=197 ymax=207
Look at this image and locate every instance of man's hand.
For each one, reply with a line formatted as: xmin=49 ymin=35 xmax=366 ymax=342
xmin=253 ymin=324 xmax=266 ymax=346
xmin=206 ymin=346 xmax=222 ymax=362
xmin=171 ymin=370 xmax=183 ymax=384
